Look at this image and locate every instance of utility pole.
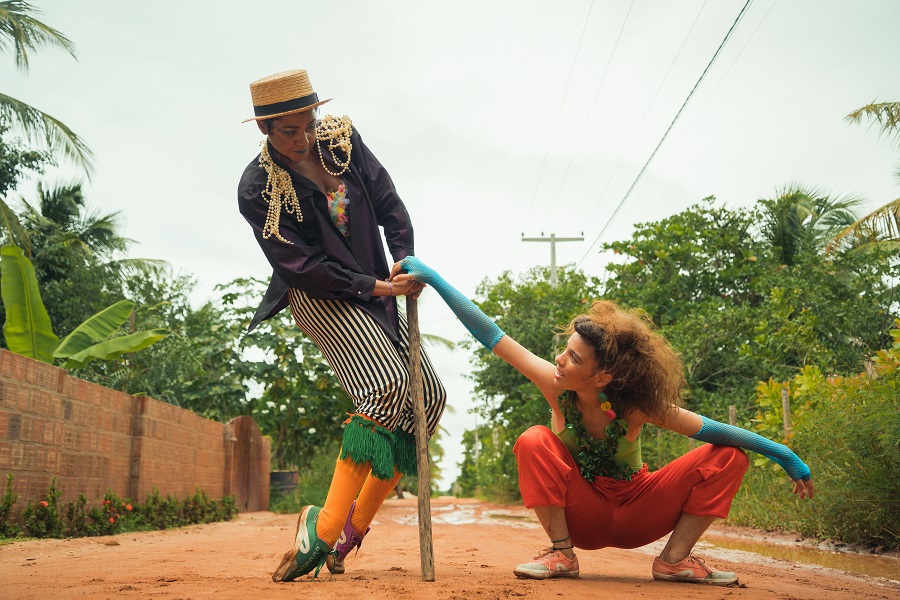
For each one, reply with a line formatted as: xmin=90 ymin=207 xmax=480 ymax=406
xmin=521 ymin=233 xmax=584 ymax=288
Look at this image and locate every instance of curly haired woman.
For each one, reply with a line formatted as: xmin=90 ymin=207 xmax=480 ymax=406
xmin=392 ymin=257 xmax=813 ymax=586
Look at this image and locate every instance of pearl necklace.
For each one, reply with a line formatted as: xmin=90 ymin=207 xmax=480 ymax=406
xmin=316 ymin=114 xmax=353 ymax=176
xmin=258 ymin=142 xmax=303 ymax=243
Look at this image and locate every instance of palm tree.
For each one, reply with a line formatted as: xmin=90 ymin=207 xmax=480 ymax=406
xmin=759 ymin=186 xmax=860 ymax=265
xmin=827 ymin=102 xmax=900 ymax=253
xmin=19 ymin=181 xmax=134 ymax=281
xmin=13 ymin=181 xmax=165 ymax=338
xmin=0 ymin=1 xmax=94 ymax=174
xmin=847 ymin=102 xmax=900 ymax=159
xmin=0 ymin=194 xmax=28 ymax=249
xmin=827 ymin=198 xmax=900 ymax=254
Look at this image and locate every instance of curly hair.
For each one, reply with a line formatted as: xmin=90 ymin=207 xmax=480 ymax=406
xmin=562 ymin=300 xmax=685 ymax=422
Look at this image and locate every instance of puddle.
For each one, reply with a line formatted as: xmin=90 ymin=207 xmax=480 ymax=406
xmin=392 ymin=500 xmax=899 ymax=581
xmin=391 ymin=504 xmax=539 ymax=529
xmin=701 ymin=533 xmax=900 ymax=581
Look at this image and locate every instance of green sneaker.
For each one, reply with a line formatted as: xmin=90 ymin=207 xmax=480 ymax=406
xmin=272 ymin=505 xmax=335 ymax=582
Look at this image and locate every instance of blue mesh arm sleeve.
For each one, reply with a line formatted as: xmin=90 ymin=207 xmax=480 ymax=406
xmin=400 ymin=257 xmax=505 ymax=350
xmin=691 ymin=416 xmax=811 ymax=481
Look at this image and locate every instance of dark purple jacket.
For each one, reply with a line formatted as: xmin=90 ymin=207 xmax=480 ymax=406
xmin=238 ymin=127 xmax=414 ymax=342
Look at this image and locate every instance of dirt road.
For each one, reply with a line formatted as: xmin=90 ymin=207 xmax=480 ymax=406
xmin=2 ymin=496 xmax=897 ymax=599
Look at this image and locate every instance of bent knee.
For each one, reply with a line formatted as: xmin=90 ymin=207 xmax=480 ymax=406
xmin=513 ymin=425 xmax=558 ymax=456
xmin=713 ymin=444 xmax=750 ymax=473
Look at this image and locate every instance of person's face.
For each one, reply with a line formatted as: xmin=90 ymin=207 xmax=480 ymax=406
xmin=554 ymin=331 xmax=608 ymax=391
xmin=259 ymin=110 xmax=318 ymax=163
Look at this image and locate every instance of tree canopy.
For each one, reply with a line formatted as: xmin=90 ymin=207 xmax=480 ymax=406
xmin=0 ymin=1 xmax=93 ymax=173
xmin=458 ymin=195 xmax=899 ymax=500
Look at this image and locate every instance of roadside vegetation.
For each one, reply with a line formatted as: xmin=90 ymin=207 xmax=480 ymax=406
xmin=0 ymin=474 xmax=238 ymax=540
xmin=457 ymin=196 xmax=899 ymax=549
xmin=1 ymin=3 xmax=897 ymax=548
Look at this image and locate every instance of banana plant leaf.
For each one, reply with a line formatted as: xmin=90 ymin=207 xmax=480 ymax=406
xmin=53 ymin=299 xmax=136 ymax=359
xmin=0 ymin=244 xmax=58 ymax=363
xmin=0 ymin=198 xmax=32 ymax=253
xmin=61 ymin=328 xmax=168 ymax=370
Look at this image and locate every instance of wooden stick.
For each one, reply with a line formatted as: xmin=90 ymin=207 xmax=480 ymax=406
xmin=781 ymin=386 xmax=792 ymax=439
xmin=406 ymin=297 xmax=435 ymax=581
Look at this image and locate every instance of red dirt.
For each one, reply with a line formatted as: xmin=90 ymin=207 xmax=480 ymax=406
xmin=2 ymin=496 xmax=898 ymax=600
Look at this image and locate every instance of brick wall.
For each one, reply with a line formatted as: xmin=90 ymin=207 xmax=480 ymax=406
xmin=0 ymin=349 xmax=269 ymax=521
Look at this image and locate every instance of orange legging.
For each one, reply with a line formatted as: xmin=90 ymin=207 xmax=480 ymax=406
xmin=514 ymin=425 xmax=749 ymax=551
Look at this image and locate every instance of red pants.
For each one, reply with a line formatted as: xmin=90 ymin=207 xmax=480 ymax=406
xmin=514 ymin=425 xmax=749 ymax=550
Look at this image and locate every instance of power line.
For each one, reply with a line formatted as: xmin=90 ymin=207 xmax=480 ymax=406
xmin=677 ymin=0 xmax=779 ymax=140
xmin=577 ymin=0 xmax=755 ymax=267
xmin=580 ymin=0 xmax=710 ymax=229
xmin=520 ymin=0 xmax=597 ymax=234
xmin=540 ymin=0 xmax=636 ymax=232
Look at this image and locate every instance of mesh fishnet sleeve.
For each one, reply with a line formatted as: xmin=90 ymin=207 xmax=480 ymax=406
xmin=401 ymin=257 xmax=505 ymax=350
xmin=691 ymin=416 xmax=811 ymax=481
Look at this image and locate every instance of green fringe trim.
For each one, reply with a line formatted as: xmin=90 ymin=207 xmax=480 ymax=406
xmin=392 ymin=428 xmax=419 ymax=477
xmin=340 ymin=415 xmax=395 ymax=480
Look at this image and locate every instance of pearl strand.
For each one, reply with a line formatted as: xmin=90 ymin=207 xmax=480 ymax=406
xmin=316 ymin=114 xmax=353 ymax=176
xmin=259 ymin=142 xmax=303 ymax=243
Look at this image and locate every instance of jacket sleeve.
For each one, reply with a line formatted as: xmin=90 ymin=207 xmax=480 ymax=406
xmin=238 ymin=163 xmax=377 ymax=301
xmin=351 ymin=128 xmax=414 ymax=261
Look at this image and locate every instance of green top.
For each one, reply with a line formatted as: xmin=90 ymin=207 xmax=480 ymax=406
xmin=556 ymin=391 xmax=643 ymax=481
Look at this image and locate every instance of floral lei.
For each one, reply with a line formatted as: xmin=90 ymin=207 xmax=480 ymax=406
xmin=558 ymin=390 xmax=636 ymax=482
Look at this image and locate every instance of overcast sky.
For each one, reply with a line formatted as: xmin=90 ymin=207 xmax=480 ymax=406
xmin=5 ymin=0 xmax=900 ymax=488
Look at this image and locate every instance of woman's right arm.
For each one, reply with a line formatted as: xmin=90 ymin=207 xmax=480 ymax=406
xmin=394 ymin=257 xmax=560 ymax=405
xmin=492 ymin=336 xmax=565 ymax=427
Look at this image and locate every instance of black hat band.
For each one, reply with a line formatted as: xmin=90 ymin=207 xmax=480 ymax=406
xmin=253 ymin=93 xmax=320 ymax=118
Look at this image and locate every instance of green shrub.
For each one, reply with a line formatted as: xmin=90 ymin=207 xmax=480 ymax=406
xmin=63 ymin=494 xmax=90 ymax=537
xmin=138 ymin=488 xmax=182 ymax=530
xmin=134 ymin=488 xmax=234 ymax=529
xmin=88 ymin=491 xmax=136 ymax=535
xmin=0 ymin=474 xmax=20 ymax=538
xmin=22 ymin=478 xmax=64 ymax=538
xmin=791 ymin=372 xmax=899 ymax=546
xmin=731 ymin=321 xmax=900 ymax=549
xmin=3 ymin=476 xmax=238 ymax=539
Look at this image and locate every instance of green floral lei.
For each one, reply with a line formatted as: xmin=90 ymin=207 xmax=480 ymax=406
xmin=559 ymin=390 xmax=636 ymax=482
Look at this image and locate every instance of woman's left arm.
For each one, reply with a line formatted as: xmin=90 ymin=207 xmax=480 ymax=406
xmin=653 ymin=407 xmax=814 ymax=499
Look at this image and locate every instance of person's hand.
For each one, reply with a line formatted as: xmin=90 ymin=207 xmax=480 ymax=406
xmin=385 ymin=277 xmax=427 ymax=299
xmin=405 ymin=281 xmax=426 ymax=299
xmin=390 ymin=256 xmax=433 ymax=284
xmin=389 ymin=260 xmax=406 ymax=280
xmin=389 ymin=258 xmax=429 ymax=298
xmin=391 ymin=273 xmax=424 ymax=295
xmin=792 ymin=477 xmax=814 ymax=500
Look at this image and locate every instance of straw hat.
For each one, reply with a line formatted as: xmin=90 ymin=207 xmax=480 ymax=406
xmin=243 ymin=69 xmax=331 ymax=123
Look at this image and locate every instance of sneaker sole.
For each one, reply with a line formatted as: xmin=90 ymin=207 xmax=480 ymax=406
xmin=514 ymin=567 xmax=579 ymax=580
xmin=272 ymin=506 xmax=314 ymax=582
xmin=325 ymin=555 xmax=345 ymax=575
xmin=652 ymin=572 xmax=738 ymax=586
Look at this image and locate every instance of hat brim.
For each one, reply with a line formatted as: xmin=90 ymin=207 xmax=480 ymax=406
xmin=241 ymin=98 xmax=332 ymax=123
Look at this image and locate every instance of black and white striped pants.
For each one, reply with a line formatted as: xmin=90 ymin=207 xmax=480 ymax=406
xmin=287 ymin=289 xmax=446 ymax=437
